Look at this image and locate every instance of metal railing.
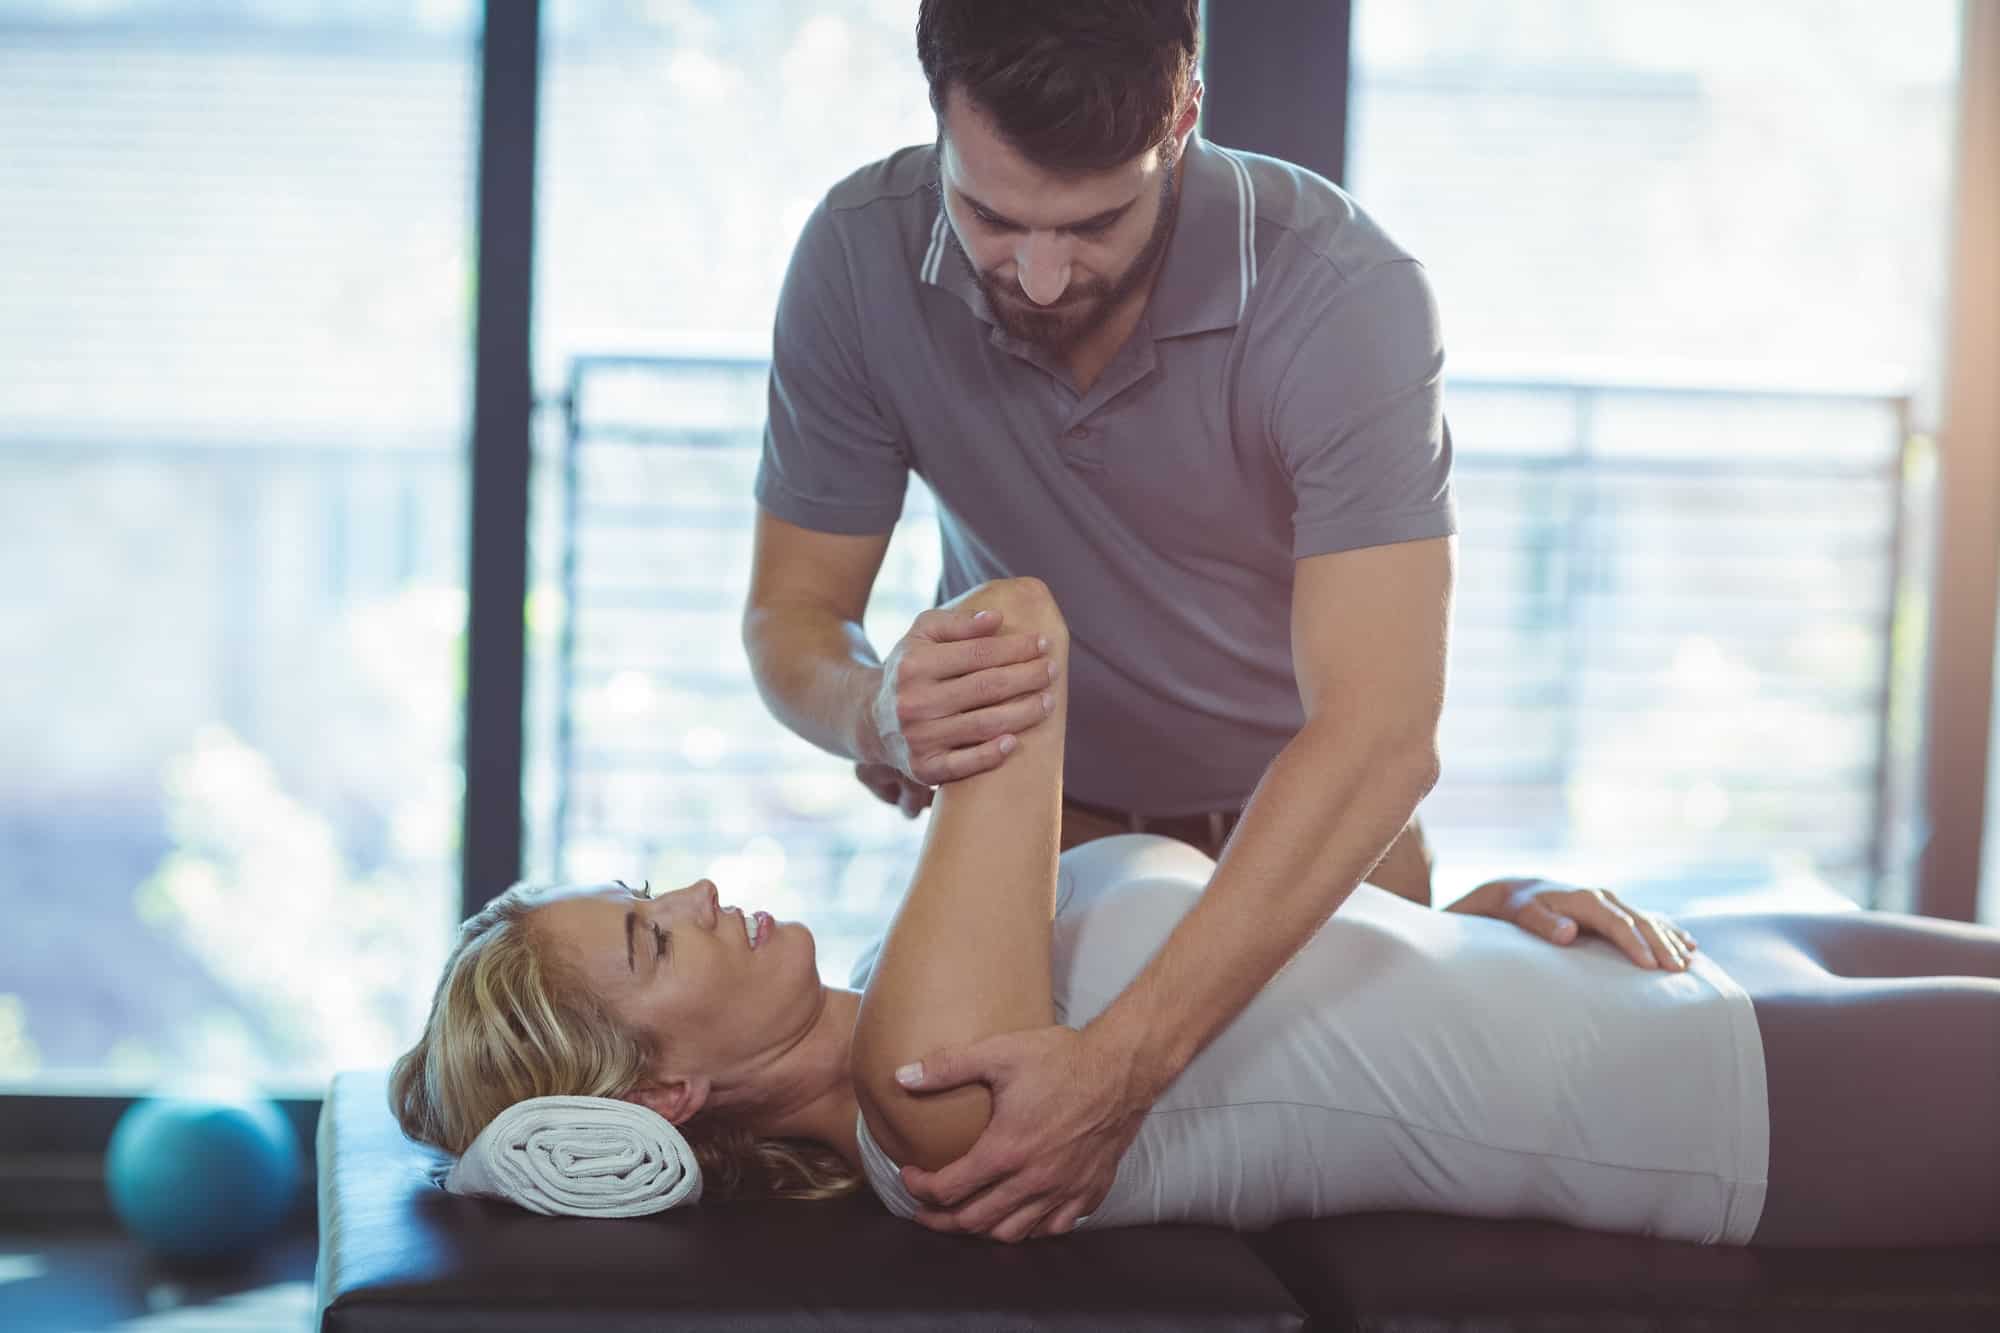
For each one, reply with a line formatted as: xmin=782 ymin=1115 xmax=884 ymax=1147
xmin=548 ymin=353 xmax=1920 ymax=934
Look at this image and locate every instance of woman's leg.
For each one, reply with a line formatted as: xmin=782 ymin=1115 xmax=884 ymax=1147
xmin=1734 ymin=909 xmax=2000 ymax=981
xmin=850 ymin=577 xmax=1069 ymax=1171
xmin=1684 ymin=912 xmax=2000 ymax=1246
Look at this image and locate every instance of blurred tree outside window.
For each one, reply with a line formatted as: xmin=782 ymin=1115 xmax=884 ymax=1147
xmin=0 ymin=0 xmax=478 ymax=1091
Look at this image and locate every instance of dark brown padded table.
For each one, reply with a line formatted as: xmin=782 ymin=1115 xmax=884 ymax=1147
xmin=317 ymin=1068 xmax=1998 ymax=1332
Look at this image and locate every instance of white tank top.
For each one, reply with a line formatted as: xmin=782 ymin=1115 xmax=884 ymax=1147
xmin=854 ymin=834 xmax=1768 ymax=1244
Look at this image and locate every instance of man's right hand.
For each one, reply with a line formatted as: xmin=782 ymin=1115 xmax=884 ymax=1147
xmin=863 ymin=605 xmax=1058 ymax=794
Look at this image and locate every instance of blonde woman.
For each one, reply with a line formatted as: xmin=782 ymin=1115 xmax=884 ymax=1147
xmin=392 ymin=577 xmax=2000 ymax=1247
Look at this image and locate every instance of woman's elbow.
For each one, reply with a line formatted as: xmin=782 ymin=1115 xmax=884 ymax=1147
xmin=954 ymin=576 xmax=1068 ymax=647
xmin=853 ymin=1067 xmax=991 ymax=1173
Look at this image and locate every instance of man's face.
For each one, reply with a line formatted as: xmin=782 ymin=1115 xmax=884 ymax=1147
xmin=937 ymin=88 xmax=1184 ymax=355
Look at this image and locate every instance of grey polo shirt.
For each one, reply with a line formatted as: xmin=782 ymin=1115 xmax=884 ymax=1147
xmin=754 ymin=132 xmax=1455 ymax=816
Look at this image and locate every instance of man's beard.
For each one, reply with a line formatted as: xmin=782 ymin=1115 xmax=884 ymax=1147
xmin=950 ymin=155 xmax=1182 ymax=356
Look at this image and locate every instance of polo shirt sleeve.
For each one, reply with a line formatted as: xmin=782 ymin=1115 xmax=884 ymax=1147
xmin=753 ymin=200 xmax=910 ymax=535
xmin=1268 ymin=257 xmax=1457 ymax=561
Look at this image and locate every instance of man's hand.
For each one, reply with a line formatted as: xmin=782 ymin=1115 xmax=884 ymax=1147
xmin=891 ymin=1024 xmax=1149 ymax=1243
xmin=1446 ymin=876 xmax=1699 ymax=971
xmin=868 ymin=605 xmax=1057 ymax=786
xmin=854 ymin=760 xmax=934 ymax=818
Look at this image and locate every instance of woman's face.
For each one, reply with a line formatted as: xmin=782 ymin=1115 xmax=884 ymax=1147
xmin=532 ymin=878 xmax=821 ymax=1106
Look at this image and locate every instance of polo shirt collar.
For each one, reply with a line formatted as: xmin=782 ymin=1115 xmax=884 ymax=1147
xmin=917 ymin=132 xmax=1257 ymax=342
xmin=1146 ymin=133 xmax=1259 ymax=339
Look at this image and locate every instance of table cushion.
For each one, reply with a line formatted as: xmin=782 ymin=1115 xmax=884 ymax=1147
xmin=314 ymin=1070 xmax=1306 ymax=1332
xmin=1248 ymin=1211 xmax=2000 ymax=1333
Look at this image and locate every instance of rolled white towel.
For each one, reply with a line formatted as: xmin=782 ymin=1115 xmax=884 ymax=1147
xmin=443 ymin=1095 xmax=702 ymax=1217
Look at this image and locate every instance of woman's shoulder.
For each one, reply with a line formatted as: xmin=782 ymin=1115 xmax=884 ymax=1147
xmin=1056 ymin=834 xmax=1217 ymax=915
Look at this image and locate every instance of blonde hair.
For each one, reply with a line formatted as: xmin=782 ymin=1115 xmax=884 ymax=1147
xmin=388 ymin=881 xmax=862 ymax=1202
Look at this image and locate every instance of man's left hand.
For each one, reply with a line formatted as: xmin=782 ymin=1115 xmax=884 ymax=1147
xmin=894 ymin=1023 xmax=1150 ymax=1242
xmin=1447 ymin=876 xmax=1698 ymax=970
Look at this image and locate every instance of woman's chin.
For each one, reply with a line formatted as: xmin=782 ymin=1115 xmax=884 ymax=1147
xmin=764 ymin=918 xmax=814 ymax=958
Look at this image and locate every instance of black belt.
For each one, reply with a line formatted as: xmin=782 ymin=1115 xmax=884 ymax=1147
xmin=1065 ymin=796 xmax=1243 ymax=849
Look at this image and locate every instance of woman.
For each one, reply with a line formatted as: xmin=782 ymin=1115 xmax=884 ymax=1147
xmin=391 ymin=578 xmax=2000 ymax=1248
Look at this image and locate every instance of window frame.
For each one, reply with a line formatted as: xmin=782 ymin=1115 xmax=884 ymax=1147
xmin=1919 ymin=0 xmax=2000 ymax=922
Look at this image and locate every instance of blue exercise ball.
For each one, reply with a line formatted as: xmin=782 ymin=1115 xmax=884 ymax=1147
xmin=106 ymin=1093 xmax=302 ymax=1263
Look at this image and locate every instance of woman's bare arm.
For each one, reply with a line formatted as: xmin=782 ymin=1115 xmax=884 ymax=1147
xmin=849 ymin=576 xmax=1071 ymax=1170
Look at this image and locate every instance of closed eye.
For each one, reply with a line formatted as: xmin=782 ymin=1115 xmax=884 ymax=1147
xmin=653 ymin=923 xmax=670 ymax=964
xmin=971 ymin=206 xmax=1118 ymax=238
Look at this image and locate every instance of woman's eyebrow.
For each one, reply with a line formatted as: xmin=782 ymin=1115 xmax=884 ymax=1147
xmin=625 ymin=910 xmax=637 ymax=972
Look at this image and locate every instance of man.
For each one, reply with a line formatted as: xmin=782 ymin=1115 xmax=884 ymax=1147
xmin=744 ymin=0 xmax=1689 ymax=1242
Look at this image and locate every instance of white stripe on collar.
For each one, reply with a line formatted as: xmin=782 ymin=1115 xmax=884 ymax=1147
xmin=922 ymin=206 xmax=949 ymax=284
xmin=1221 ymin=148 xmax=1257 ymax=320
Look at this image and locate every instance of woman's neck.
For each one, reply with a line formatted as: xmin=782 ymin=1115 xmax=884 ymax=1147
xmin=739 ymin=985 xmax=865 ymax=1173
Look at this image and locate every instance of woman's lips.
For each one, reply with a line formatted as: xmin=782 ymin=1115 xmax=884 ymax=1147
xmin=728 ymin=906 xmax=774 ymax=950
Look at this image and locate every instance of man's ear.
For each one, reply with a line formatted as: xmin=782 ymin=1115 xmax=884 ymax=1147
xmin=623 ymin=1073 xmax=710 ymax=1125
xmin=1173 ymin=78 xmax=1203 ymax=143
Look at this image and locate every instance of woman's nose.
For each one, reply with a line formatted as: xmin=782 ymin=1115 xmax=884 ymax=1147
xmin=676 ymin=879 xmax=719 ymax=927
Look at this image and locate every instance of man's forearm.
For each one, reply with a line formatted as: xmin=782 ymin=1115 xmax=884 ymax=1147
xmin=742 ymin=603 xmax=883 ymax=763
xmin=1087 ymin=718 xmax=1439 ymax=1096
xmin=1368 ymin=814 xmax=1435 ymax=907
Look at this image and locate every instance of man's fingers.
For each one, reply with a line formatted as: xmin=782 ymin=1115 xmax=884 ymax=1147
xmin=910 ymin=733 xmax=1019 ymax=785
xmin=921 ymin=630 xmax=1050 ymax=680
xmin=1610 ymin=911 xmax=1660 ymax=969
xmin=919 ymin=606 xmax=1005 ymax=642
xmin=912 ymin=691 xmax=1053 ymax=753
xmin=899 ymin=658 xmax=1054 ymax=725
xmin=991 ymin=1193 xmax=1060 ymax=1245
xmin=1515 ymin=899 xmax=1578 ymax=945
xmin=1634 ymin=910 xmax=1690 ymax=971
xmin=909 ymin=1205 xmax=962 ymax=1233
xmin=948 ymin=1176 xmax=1041 ymax=1239
xmin=1583 ymin=892 xmax=1682 ymax=969
xmin=944 ymin=658 xmax=1058 ymax=713
xmin=902 ymin=1151 xmax=1011 ymax=1211
xmin=1040 ymin=1195 xmax=1095 ymax=1237
xmin=852 ymin=762 xmax=903 ymax=805
xmin=1596 ymin=892 xmax=1692 ymax=971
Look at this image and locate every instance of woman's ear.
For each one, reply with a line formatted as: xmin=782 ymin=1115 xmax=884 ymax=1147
xmin=624 ymin=1074 xmax=710 ymax=1125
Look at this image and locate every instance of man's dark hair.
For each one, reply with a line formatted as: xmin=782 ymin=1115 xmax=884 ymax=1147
xmin=916 ymin=0 xmax=1202 ymax=173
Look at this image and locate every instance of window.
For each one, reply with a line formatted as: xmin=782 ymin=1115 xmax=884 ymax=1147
xmin=1348 ymin=0 xmax=1961 ymax=907
xmin=0 ymin=0 xmax=477 ymax=1093
xmin=526 ymin=1 xmax=940 ymax=984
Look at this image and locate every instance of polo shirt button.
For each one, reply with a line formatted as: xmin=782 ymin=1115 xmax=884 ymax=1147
xmin=1067 ymin=426 xmax=1091 ymax=440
